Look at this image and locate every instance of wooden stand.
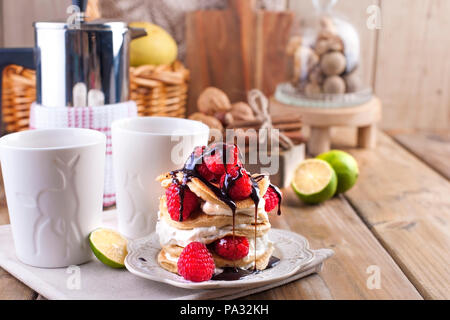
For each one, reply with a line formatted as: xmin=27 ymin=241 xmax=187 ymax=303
xmin=270 ymin=97 xmax=382 ymax=155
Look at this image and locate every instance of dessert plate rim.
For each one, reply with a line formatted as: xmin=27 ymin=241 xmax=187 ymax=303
xmin=125 ymin=228 xmax=326 ymax=290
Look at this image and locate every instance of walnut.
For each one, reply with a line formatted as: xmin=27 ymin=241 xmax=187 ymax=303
xmin=344 ymin=71 xmax=361 ymax=93
xmin=323 ymin=76 xmax=346 ymax=94
xmin=329 ymin=37 xmax=344 ymax=52
xmin=308 ymin=66 xmax=325 ymax=85
xmin=315 ymin=37 xmax=343 ymax=55
xmin=188 ymin=112 xmax=224 ymax=131
xmin=230 ymin=102 xmax=255 ymax=122
xmin=214 ymin=111 xmax=234 ymax=127
xmin=293 ymin=46 xmax=319 ymax=83
xmin=315 ymin=39 xmax=329 ymax=56
xmin=304 ymin=82 xmax=322 ymax=96
xmin=320 ymin=51 xmax=346 ymax=76
xmin=197 ymin=87 xmax=231 ymax=115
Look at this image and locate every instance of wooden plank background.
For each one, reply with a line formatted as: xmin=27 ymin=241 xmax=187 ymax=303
xmin=374 ymin=0 xmax=450 ymax=130
xmin=0 ymin=0 xmax=449 ymax=130
xmin=342 ymin=131 xmax=450 ymax=300
xmin=391 ymin=130 xmax=450 ymax=180
xmin=0 ymin=0 xmax=68 ymax=47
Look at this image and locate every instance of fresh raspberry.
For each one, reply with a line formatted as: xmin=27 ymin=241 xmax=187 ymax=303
xmin=165 ymin=182 xmax=199 ymax=222
xmin=204 ymin=152 xmax=226 ymax=175
xmin=177 ymin=242 xmax=215 ymax=282
xmin=196 ymin=162 xmax=217 ymax=181
xmin=264 ymin=186 xmax=281 ymax=212
xmin=204 ymin=143 xmax=241 ymax=175
xmin=214 ymin=236 xmax=249 ymax=260
xmin=191 ymin=145 xmax=220 ymax=182
xmin=220 ymin=166 xmax=252 ymax=201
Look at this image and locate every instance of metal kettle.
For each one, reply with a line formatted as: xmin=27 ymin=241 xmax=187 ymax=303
xmin=0 ymin=0 xmax=146 ymax=109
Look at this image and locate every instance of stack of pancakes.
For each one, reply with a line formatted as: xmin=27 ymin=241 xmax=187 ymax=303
xmin=156 ymin=171 xmax=274 ymax=274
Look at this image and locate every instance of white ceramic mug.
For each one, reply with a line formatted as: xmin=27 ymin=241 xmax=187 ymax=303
xmin=111 ymin=117 xmax=209 ymax=239
xmin=0 ymin=128 xmax=106 ymax=268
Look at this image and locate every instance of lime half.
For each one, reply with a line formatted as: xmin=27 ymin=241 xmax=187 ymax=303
xmin=317 ymin=150 xmax=359 ymax=194
xmin=291 ymin=159 xmax=337 ymax=204
xmin=89 ymin=228 xmax=128 ymax=268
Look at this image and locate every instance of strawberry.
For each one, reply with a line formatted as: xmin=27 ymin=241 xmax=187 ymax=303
xmin=263 ymin=186 xmax=281 ymax=212
xmin=219 ymin=166 xmax=252 ymax=201
xmin=165 ymin=182 xmax=199 ymax=222
xmin=204 ymin=143 xmax=241 ymax=175
xmin=177 ymin=242 xmax=215 ymax=282
xmin=214 ymin=236 xmax=249 ymax=260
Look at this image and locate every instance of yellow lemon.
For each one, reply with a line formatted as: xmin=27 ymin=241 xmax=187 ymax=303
xmin=129 ymin=22 xmax=178 ymax=66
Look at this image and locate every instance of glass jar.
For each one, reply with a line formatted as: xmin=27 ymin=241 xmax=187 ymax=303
xmin=276 ymin=0 xmax=372 ymax=107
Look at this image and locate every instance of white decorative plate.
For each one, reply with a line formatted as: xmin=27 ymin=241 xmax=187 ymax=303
xmin=125 ymin=228 xmax=333 ymax=290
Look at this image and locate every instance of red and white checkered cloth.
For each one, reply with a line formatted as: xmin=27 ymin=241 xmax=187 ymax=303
xmin=29 ymin=101 xmax=138 ymax=207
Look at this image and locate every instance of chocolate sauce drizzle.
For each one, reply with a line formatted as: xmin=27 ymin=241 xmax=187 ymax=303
xmin=211 ymin=256 xmax=280 ymax=281
xmin=170 ymin=143 xmax=282 ymax=280
xmin=172 ymin=144 xmax=238 ymax=212
xmin=254 ymin=174 xmax=282 ymax=216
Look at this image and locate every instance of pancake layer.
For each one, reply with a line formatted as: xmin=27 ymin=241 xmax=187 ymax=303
xmin=155 ymin=170 xmax=275 ymax=276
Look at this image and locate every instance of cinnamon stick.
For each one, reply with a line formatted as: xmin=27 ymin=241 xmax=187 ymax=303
xmin=281 ymin=130 xmax=304 ymax=143
xmin=227 ymin=119 xmax=263 ymax=129
xmin=274 ymin=122 xmax=303 ymax=131
xmin=271 ymin=115 xmax=302 ymax=125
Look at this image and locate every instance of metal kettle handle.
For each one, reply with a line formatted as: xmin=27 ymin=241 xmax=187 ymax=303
xmin=129 ymin=27 xmax=147 ymax=40
xmin=72 ymin=0 xmax=88 ymax=13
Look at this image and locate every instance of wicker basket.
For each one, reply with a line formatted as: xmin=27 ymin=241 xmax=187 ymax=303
xmin=130 ymin=61 xmax=189 ymax=118
xmin=1 ymin=61 xmax=189 ymax=133
xmin=1 ymin=65 xmax=35 ymax=132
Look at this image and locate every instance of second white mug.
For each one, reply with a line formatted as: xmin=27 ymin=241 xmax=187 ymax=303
xmin=111 ymin=117 xmax=209 ymax=239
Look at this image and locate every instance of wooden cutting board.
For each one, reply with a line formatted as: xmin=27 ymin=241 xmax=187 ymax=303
xmin=185 ymin=0 xmax=293 ymax=114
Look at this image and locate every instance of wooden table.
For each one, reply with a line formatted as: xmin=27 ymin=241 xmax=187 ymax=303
xmin=0 ymin=129 xmax=449 ymax=300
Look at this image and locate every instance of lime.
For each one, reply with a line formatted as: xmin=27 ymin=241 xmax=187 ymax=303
xmin=291 ymin=159 xmax=337 ymax=204
xmin=317 ymin=150 xmax=359 ymax=194
xmin=89 ymin=228 xmax=128 ymax=268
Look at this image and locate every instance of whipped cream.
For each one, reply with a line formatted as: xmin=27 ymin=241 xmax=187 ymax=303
xmin=247 ymin=233 xmax=271 ymax=259
xmin=156 ymin=216 xmax=271 ymax=251
xmin=160 ymin=228 xmax=271 ymax=266
xmin=201 ymin=199 xmax=267 ymax=218
xmin=156 ymin=217 xmax=248 ymax=247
